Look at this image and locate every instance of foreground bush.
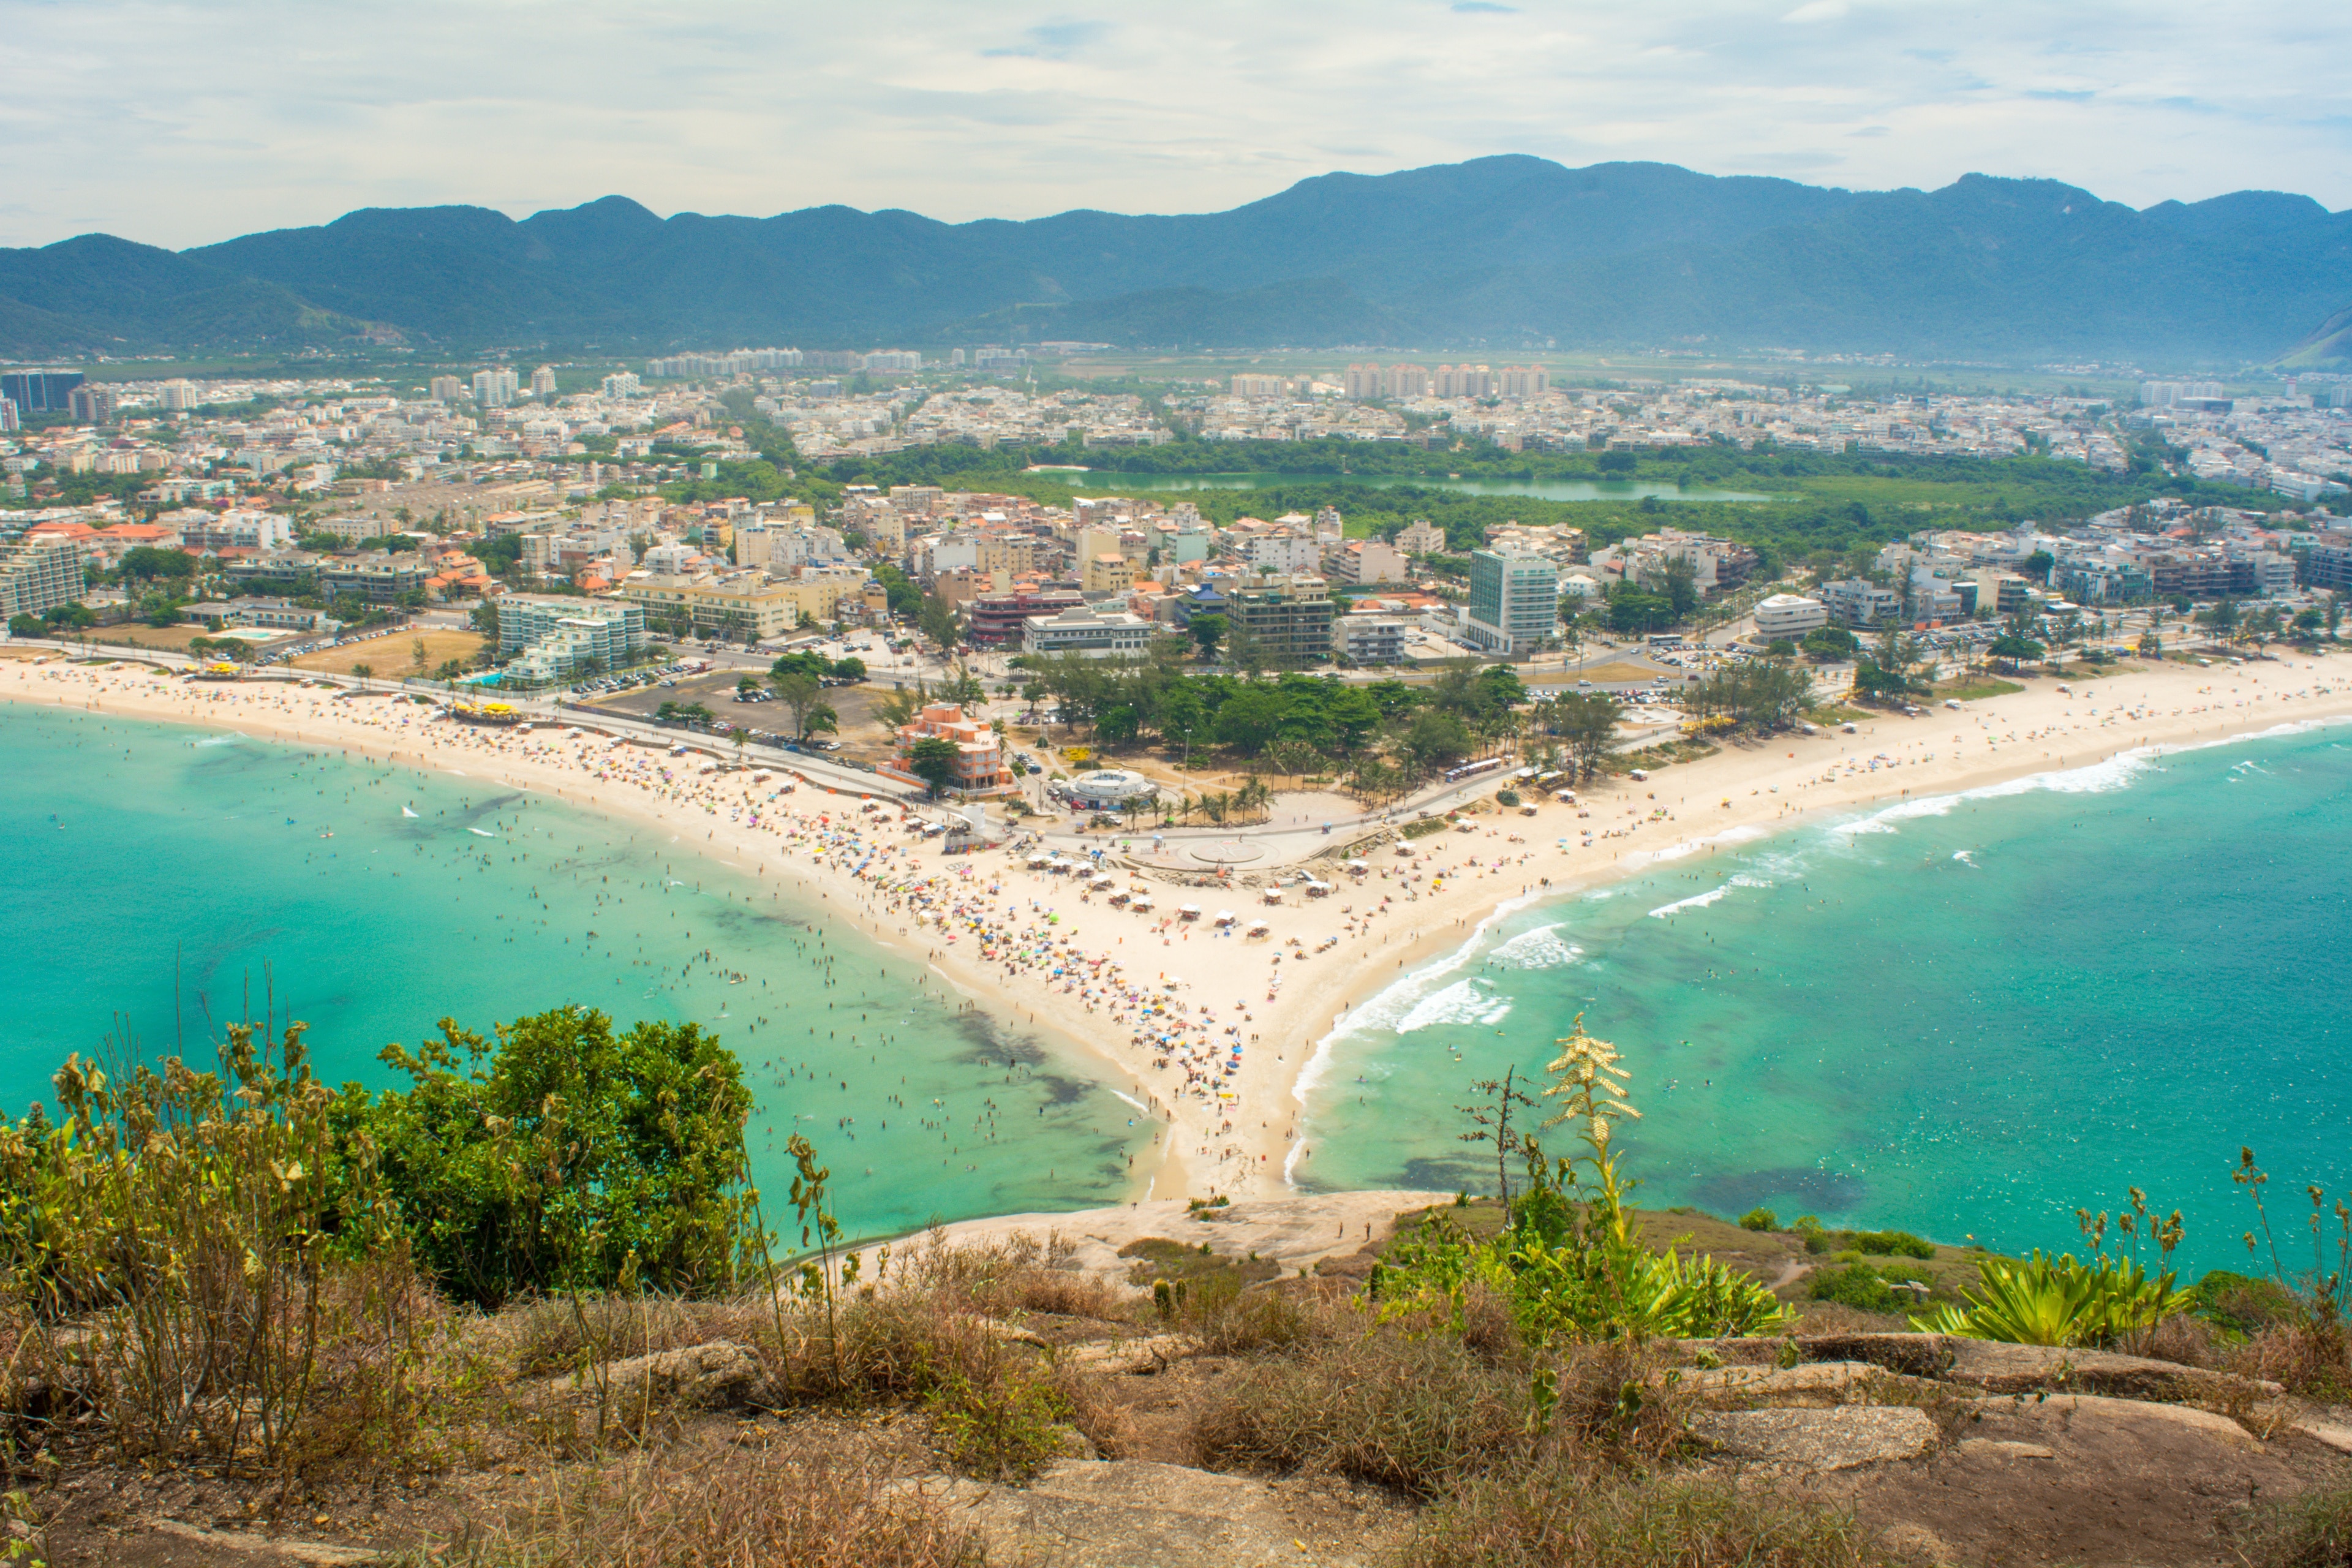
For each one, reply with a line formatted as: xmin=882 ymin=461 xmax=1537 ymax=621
xmin=1374 ymin=1020 xmax=1787 ymax=1348
xmin=343 ymin=1008 xmax=756 ymax=1308
xmin=1404 ymin=1457 xmax=1885 ymax=1568
xmin=0 ymin=1023 xmax=442 ymax=1471
xmin=1913 ymin=1251 xmax=2190 ymax=1349
xmin=1191 ymin=1325 xmax=1533 ymax=1494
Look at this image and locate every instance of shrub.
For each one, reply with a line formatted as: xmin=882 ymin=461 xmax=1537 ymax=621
xmin=1849 ymin=1229 xmax=1935 ymax=1259
xmin=339 ymin=1007 xmax=757 ymax=1307
xmin=2191 ymin=1269 xmax=2300 ymax=1337
xmin=1738 ymin=1208 xmax=1779 ymax=1233
xmin=1190 ymin=1327 xmax=1531 ymax=1495
xmin=1808 ymin=1263 xmax=1898 ymax=1315
xmin=0 ymin=1023 xmax=437 ymax=1472
xmin=1403 ymin=1454 xmax=1885 ymax=1568
xmin=1792 ymin=1215 xmax=1830 ymax=1255
xmin=2232 ymin=1479 xmax=2352 ymax=1568
xmin=1496 ymin=789 xmax=1521 ymax=807
xmin=1912 ymin=1251 xmax=2191 ymax=1348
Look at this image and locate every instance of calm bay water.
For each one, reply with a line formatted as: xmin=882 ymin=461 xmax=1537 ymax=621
xmin=1294 ymin=723 xmax=2352 ymax=1275
xmin=1049 ymin=470 xmax=1778 ymax=504
xmin=0 ymin=703 xmax=1145 ymax=1241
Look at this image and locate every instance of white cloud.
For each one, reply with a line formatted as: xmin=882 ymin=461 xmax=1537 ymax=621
xmin=0 ymin=0 xmax=2344 ymax=249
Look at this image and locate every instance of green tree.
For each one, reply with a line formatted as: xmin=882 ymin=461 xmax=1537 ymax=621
xmin=908 ymin=736 xmax=962 ymax=796
xmin=771 ymin=672 xmax=824 ymax=737
xmin=1188 ymin=613 xmax=1227 ymax=661
xmin=1552 ymin=691 xmax=1621 ymax=783
xmin=337 ymin=1008 xmax=755 ymax=1308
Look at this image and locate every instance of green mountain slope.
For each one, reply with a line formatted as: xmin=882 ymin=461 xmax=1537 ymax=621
xmin=1 ymin=157 xmax=2342 ymax=363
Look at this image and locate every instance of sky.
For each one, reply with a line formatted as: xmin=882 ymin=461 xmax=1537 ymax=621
xmin=2 ymin=0 xmax=2346 ymax=250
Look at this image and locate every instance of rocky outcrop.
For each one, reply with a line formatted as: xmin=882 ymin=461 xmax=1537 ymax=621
xmin=1690 ymin=1406 xmax=1940 ymax=1471
xmin=543 ymin=1338 xmax=763 ymax=1415
xmin=916 ymin=1458 xmax=1404 ymax=1568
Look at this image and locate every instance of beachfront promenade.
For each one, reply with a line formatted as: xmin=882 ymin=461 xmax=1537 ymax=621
xmin=7 ymin=635 xmax=1571 ymax=876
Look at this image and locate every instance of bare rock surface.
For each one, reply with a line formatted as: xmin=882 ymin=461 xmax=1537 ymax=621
xmin=1942 ymin=1340 xmax=2283 ymax=1404
xmin=1681 ymin=1359 xmax=1900 ymax=1407
xmin=148 ymin=1521 xmax=387 ymax=1566
xmin=544 ymin=1338 xmax=761 ymax=1411
xmin=915 ymin=1458 xmax=1404 ymax=1568
xmin=1834 ymin=1390 xmax=2312 ymax=1568
xmin=1689 ymin=1406 xmax=1939 ymax=1471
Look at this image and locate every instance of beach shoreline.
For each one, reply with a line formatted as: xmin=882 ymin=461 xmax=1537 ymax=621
xmin=8 ymin=647 xmax=2347 ymax=1210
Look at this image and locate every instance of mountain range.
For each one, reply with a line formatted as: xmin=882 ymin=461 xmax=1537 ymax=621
xmin=2 ymin=156 xmax=2347 ymax=367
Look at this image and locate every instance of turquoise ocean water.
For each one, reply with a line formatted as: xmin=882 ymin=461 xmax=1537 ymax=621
xmin=1292 ymin=722 xmax=2352 ymax=1275
xmin=0 ymin=703 xmax=1145 ymax=1240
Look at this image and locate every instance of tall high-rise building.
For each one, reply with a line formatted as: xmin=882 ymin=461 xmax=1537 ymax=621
xmin=530 ymin=366 xmax=558 ymax=398
xmin=1343 ymin=364 xmax=1385 ymax=400
xmin=1435 ymin=364 xmax=1496 ymax=399
xmin=67 ymin=385 xmax=118 ymax=424
xmin=1464 ymin=548 xmax=1558 ymax=656
xmin=0 ymin=540 xmax=85 ymax=622
xmin=429 ymin=375 xmax=464 ymax=402
xmin=1 ymin=370 xmax=84 ymax=419
xmin=472 ymin=368 xmax=520 ymax=407
xmin=1498 ymin=365 xmax=1549 ymax=398
xmin=601 ymin=371 xmax=643 ymax=399
xmin=157 ymin=379 xmax=200 ymax=412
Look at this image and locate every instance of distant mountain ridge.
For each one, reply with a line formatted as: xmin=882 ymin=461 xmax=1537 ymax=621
xmin=2 ymin=156 xmax=2346 ymax=366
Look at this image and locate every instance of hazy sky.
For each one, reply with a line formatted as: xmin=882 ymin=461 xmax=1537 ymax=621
xmin=4 ymin=0 xmax=2345 ymax=249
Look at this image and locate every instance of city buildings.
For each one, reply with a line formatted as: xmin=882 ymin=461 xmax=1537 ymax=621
xmin=1226 ymin=574 xmax=1336 ymax=665
xmin=1 ymin=371 xmax=83 ymax=419
xmin=1338 ymin=616 xmax=1411 ymax=665
xmin=1462 ymin=548 xmax=1559 ymax=657
xmin=1753 ymin=593 xmax=1830 ymax=639
xmin=1819 ymin=579 xmax=1904 ymax=628
xmin=968 ymin=587 xmax=1085 ymax=647
xmin=0 ymin=540 xmax=83 ymax=620
xmin=497 ymin=595 xmax=646 ymax=683
xmin=1323 ymin=538 xmax=1408 ymax=585
xmin=619 ymin=568 xmax=855 ymax=639
xmin=879 ymin=703 xmax=1012 ymax=796
xmin=472 ymin=368 xmax=520 ymax=407
xmin=1020 ymin=601 xmax=1156 ymax=658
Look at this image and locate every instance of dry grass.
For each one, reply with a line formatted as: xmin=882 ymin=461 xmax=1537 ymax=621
xmin=2225 ymin=1321 xmax=2352 ymax=1399
xmin=292 ymin=630 xmax=484 ymax=676
xmin=1401 ymin=1457 xmax=1888 ymax=1568
xmin=1189 ymin=1322 xmax=1533 ymax=1495
xmin=433 ymin=1439 xmax=981 ymax=1567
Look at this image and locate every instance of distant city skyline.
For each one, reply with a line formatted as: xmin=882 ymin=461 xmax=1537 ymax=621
xmin=3 ymin=0 xmax=2346 ymax=251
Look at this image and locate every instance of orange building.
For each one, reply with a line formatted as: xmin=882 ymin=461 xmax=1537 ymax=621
xmin=878 ymin=703 xmax=1014 ymax=796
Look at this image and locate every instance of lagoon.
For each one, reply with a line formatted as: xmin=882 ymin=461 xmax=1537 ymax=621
xmin=1044 ymin=470 xmax=1780 ymax=505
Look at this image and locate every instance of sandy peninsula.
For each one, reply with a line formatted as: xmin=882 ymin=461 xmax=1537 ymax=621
xmin=6 ymin=648 xmax=2347 ymax=1210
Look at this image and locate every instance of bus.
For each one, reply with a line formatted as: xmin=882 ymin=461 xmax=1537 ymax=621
xmin=1442 ymin=756 xmax=1507 ymax=785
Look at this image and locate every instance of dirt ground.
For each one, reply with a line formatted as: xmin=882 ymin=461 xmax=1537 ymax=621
xmin=292 ymin=630 xmax=485 ymax=676
xmin=69 ymin=624 xmax=228 ymax=654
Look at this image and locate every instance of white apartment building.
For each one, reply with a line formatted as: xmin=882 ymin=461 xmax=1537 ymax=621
xmin=1752 ymin=593 xmax=1828 ymax=640
xmin=1022 ymin=602 xmax=1154 ymax=658
xmin=1323 ymin=538 xmax=1408 ymax=585
xmin=1820 ymin=579 xmax=1902 ymax=628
